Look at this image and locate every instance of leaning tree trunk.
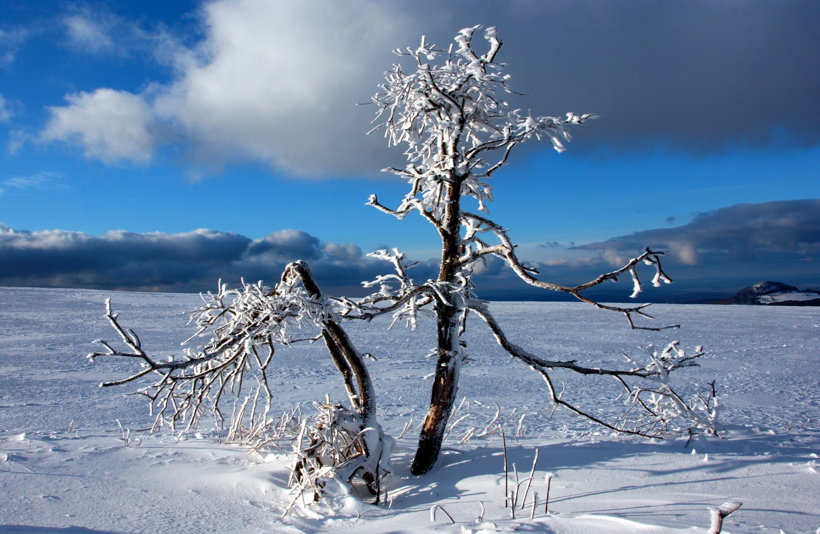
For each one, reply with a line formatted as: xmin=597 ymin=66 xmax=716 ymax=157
xmin=280 ymin=261 xmax=386 ymax=497
xmin=411 ymin=180 xmax=464 ymax=475
xmin=278 ymin=261 xmax=377 ymax=423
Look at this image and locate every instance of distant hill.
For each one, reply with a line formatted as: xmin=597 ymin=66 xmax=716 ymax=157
xmin=717 ymin=281 xmax=820 ymax=306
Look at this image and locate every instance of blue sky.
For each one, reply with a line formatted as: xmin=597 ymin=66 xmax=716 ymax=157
xmin=1 ymin=0 xmax=818 ymax=300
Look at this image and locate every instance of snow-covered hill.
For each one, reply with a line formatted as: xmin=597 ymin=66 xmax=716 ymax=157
xmin=722 ymin=281 xmax=820 ymax=306
xmin=1 ymin=287 xmax=818 ymax=533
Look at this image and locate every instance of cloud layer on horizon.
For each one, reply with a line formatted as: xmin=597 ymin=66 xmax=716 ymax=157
xmin=0 ymin=225 xmax=410 ymax=294
xmin=568 ymin=200 xmax=820 ymax=298
xmin=582 ymin=200 xmax=820 ymax=262
xmin=2 ymin=200 xmax=817 ymax=301
xmin=36 ymin=0 xmax=820 ymax=177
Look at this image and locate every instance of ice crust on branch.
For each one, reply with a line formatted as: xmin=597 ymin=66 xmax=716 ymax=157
xmin=370 ymin=25 xmax=597 ymax=219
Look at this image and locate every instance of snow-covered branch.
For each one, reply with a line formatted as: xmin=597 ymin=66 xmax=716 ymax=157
xmin=370 ymin=25 xmax=596 ymax=221
xmin=459 ymin=211 xmax=678 ymax=330
xmin=468 ymin=301 xmax=716 ymax=437
xmin=90 ymin=261 xmax=391 ymax=499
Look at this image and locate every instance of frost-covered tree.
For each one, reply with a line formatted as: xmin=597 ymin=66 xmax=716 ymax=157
xmin=364 ymin=25 xmax=715 ymax=474
xmin=90 ymin=26 xmax=716 ymax=499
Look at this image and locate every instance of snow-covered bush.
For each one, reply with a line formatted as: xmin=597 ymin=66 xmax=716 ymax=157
xmin=90 ymin=26 xmax=716 ymax=504
xmin=290 ymin=401 xmax=392 ymax=505
xmin=91 ymin=261 xmax=390 ymax=499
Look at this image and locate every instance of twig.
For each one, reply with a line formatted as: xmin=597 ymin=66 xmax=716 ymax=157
xmin=521 ymin=448 xmax=539 ymax=509
xmin=544 ymin=473 xmax=554 ymax=514
xmin=500 ymin=425 xmax=509 ymax=507
xmin=430 ymin=504 xmax=455 ymax=524
xmin=476 ymin=501 xmax=485 ymax=523
xmin=709 ymin=501 xmax=742 ymax=534
xmin=515 ymin=412 xmax=527 ymax=438
xmin=512 ymin=463 xmax=520 ymax=507
xmin=530 ymin=491 xmax=538 ymax=520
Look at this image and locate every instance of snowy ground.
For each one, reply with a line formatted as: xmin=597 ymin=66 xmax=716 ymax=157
xmin=0 ymin=287 xmax=818 ymax=533
xmin=756 ymin=291 xmax=820 ymax=305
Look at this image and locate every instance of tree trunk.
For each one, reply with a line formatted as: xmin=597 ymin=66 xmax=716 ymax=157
xmin=282 ymin=261 xmax=386 ymax=497
xmin=411 ymin=180 xmax=464 ymax=475
xmin=410 ymin=301 xmax=462 ymax=474
xmin=280 ymin=261 xmax=376 ymax=421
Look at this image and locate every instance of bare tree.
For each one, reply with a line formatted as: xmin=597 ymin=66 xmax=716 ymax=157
xmin=90 ymin=26 xmax=717 ymax=498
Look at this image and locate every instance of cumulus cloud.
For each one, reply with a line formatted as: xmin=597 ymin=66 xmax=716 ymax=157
xmin=38 ymin=0 xmax=817 ymax=176
xmin=151 ymin=0 xmax=431 ymax=176
xmin=41 ymin=89 xmax=157 ymax=164
xmin=246 ymin=230 xmax=322 ymax=262
xmin=39 ymin=0 xmax=434 ymax=172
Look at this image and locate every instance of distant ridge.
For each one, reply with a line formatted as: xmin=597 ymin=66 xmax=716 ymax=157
xmin=717 ymin=281 xmax=820 ymax=306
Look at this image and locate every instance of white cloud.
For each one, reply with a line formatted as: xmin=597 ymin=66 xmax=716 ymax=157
xmin=152 ymin=0 xmax=431 ymax=176
xmin=323 ymin=242 xmax=362 ymax=263
xmin=63 ymin=13 xmax=115 ymax=54
xmin=6 ymin=130 xmax=27 ymax=155
xmin=38 ymin=0 xmax=819 ymax=176
xmin=671 ymin=241 xmax=698 ymax=265
xmin=40 ymin=0 xmax=439 ymax=176
xmin=246 ymin=229 xmax=322 ymax=261
xmin=41 ymin=89 xmax=156 ymax=164
xmin=60 ymin=6 xmax=181 ymax=62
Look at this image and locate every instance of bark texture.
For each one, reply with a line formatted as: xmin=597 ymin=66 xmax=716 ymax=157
xmin=411 ymin=181 xmax=464 ymax=475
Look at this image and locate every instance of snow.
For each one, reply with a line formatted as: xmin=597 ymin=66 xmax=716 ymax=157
xmin=1 ymin=286 xmax=818 ymax=533
xmin=756 ymin=291 xmax=820 ymax=304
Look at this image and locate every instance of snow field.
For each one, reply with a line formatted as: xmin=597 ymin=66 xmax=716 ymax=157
xmin=0 ymin=287 xmax=818 ymax=533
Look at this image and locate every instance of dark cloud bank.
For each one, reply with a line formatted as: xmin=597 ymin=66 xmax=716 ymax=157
xmin=2 ymin=200 xmax=817 ymax=302
xmin=0 ymin=226 xmax=406 ymax=296
xmin=483 ymin=0 xmax=820 ymax=153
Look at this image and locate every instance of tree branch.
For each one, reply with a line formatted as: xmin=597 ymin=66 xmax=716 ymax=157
xmin=460 ymin=211 xmax=679 ymax=330
xmin=467 ymin=301 xmax=711 ymax=437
